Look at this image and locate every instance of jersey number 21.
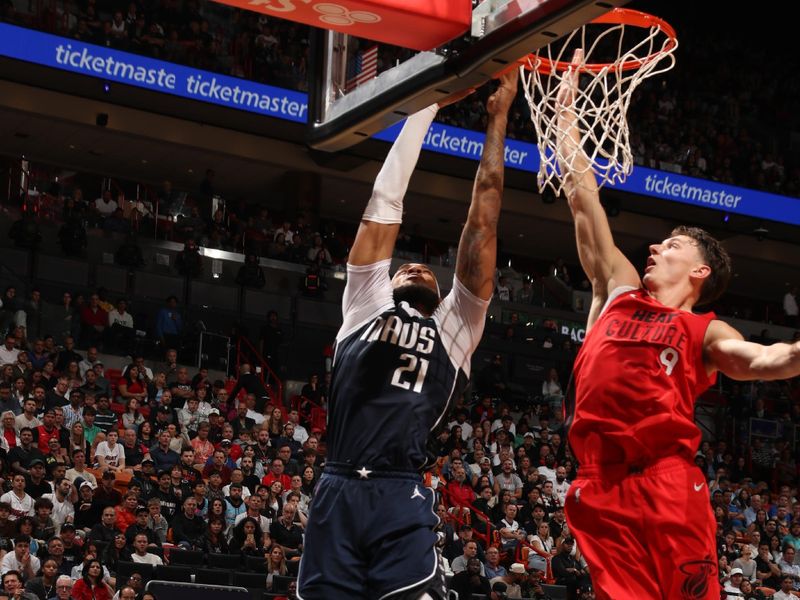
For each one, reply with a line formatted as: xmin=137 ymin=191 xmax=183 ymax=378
xmin=391 ymin=353 xmax=429 ymax=393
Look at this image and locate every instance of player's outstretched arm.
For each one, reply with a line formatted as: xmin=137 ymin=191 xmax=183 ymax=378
xmin=555 ymin=50 xmax=639 ymax=319
xmin=348 ymin=90 xmax=473 ymax=267
xmin=455 ymin=71 xmax=518 ymax=300
xmin=705 ymin=319 xmax=800 ymax=380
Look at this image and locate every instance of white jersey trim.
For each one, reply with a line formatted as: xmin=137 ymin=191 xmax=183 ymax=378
xmin=337 ymin=259 xmax=394 ymax=344
xmin=599 ymin=285 xmax=638 ymax=318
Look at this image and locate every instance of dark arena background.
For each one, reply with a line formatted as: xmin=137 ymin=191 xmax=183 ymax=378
xmin=0 ymin=0 xmax=798 ymax=599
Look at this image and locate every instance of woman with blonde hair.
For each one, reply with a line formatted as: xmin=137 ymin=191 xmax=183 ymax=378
xmin=266 ymin=543 xmax=288 ymax=591
xmin=0 ymin=411 xmax=19 ymax=452
xmin=69 ymin=421 xmax=87 ymax=460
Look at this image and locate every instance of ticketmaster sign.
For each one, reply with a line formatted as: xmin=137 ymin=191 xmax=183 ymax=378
xmin=3 ymin=22 xmax=800 ymax=226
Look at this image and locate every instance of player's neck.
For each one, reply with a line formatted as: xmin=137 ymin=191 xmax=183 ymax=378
xmin=647 ymin=283 xmax=697 ymax=312
xmin=410 ymin=302 xmax=433 ymax=317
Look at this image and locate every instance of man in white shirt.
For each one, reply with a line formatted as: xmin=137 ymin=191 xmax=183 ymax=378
xmin=0 ymin=474 xmax=33 ymax=520
xmin=65 ymin=449 xmax=96 ymax=487
xmin=94 ymin=191 xmax=118 ymax=217
xmin=95 ymin=429 xmax=125 ymax=473
xmin=722 ymin=568 xmax=745 ymax=600
xmin=774 ymin=575 xmax=797 ymax=600
xmin=78 ymin=347 xmax=100 ymax=378
xmin=244 ymin=394 xmax=266 ymax=426
xmin=447 ymin=409 xmax=473 ymax=441
xmin=108 ymin=300 xmax=135 ymax=352
xmin=287 ymin=409 xmax=309 ymax=445
xmin=130 ymin=533 xmax=163 ymax=566
xmin=779 ymin=546 xmax=800 ymax=590
xmin=41 ymin=477 xmax=75 ymax=533
xmin=538 ymin=454 xmax=557 ymax=486
xmin=554 ymin=466 xmax=571 ymax=504
xmin=0 ymin=535 xmax=40 ymax=579
xmin=0 ymin=334 xmax=19 ymax=366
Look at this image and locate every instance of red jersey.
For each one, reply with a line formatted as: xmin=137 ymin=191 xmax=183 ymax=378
xmin=570 ymin=287 xmax=715 ymax=466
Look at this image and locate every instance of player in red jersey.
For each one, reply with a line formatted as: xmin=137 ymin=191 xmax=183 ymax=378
xmin=555 ymin=51 xmax=800 ymax=600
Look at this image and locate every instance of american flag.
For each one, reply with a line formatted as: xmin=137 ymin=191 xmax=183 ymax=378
xmin=345 ymin=45 xmax=378 ymax=92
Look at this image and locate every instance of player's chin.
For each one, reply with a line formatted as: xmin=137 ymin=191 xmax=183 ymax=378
xmin=393 ymin=283 xmax=440 ymax=314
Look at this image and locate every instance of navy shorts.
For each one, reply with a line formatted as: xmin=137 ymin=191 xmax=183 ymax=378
xmin=297 ymin=465 xmax=447 ymax=600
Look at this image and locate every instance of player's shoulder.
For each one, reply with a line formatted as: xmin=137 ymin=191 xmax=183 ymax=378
xmin=703 ymin=318 xmax=744 ymax=347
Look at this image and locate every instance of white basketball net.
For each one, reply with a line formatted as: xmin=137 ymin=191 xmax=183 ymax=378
xmin=520 ymin=15 xmax=678 ymax=196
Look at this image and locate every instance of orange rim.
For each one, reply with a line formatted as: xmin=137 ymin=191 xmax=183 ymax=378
xmin=517 ymin=8 xmax=677 ymax=74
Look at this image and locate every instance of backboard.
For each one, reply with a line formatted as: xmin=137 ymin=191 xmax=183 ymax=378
xmin=307 ymin=0 xmax=631 ymax=152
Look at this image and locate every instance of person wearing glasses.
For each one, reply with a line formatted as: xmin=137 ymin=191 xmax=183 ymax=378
xmin=49 ymin=575 xmax=72 ymax=600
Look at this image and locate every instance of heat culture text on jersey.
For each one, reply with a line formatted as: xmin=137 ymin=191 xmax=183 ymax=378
xmin=604 ymin=308 xmax=688 ymax=350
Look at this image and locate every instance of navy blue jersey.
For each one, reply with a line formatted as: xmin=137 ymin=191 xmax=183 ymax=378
xmin=327 ymin=259 xmax=488 ymax=471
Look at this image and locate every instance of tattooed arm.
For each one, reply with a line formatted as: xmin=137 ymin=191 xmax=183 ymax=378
xmin=455 ymin=71 xmax=518 ymax=300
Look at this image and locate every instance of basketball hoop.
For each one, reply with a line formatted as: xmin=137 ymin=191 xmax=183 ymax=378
xmin=518 ymin=8 xmax=678 ymax=196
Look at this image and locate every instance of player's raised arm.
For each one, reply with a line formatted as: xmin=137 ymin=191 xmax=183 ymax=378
xmin=348 ymin=89 xmax=474 ymax=267
xmin=455 ymin=71 xmax=518 ymax=300
xmin=555 ymin=50 xmax=639 ymax=321
xmin=705 ymin=319 xmax=800 ymax=381
xmin=346 ymin=104 xmax=437 ymax=266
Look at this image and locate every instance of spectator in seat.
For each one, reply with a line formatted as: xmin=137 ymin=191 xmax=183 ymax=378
xmin=269 ymin=503 xmax=302 ymax=558
xmin=552 ymin=537 xmax=589 ymax=596
xmin=171 ymin=496 xmax=205 ymax=550
xmin=107 ymin=300 xmax=134 ymax=354
xmin=231 ymin=516 xmax=266 ymax=558
xmin=0 ymin=535 xmax=40 ymax=580
xmin=79 ymin=295 xmax=107 ymax=349
xmin=71 ymin=558 xmax=113 ymax=600
xmin=451 ymin=540 xmax=485 ymax=576
xmin=774 ymin=575 xmax=797 ymax=600
xmin=235 ymin=254 xmax=266 ymax=288
xmin=484 ymin=546 xmax=506 ymax=580
xmin=450 ymin=557 xmax=491 ymax=600
xmin=1 ymin=570 xmax=38 ymax=600
xmin=755 ymin=542 xmax=781 ymax=588
xmin=129 ymin=532 xmax=162 ymax=566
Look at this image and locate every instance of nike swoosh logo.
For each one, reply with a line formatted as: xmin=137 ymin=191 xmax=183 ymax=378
xmin=693 ymin=482 xmax=705 ymax=492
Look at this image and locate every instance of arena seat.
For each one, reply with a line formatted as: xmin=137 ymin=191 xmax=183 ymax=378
xmin=541 ymin=584 xmax=568 ymax=599
xmin=271 ymin=575 xmax=295 ymax=594
xmin=207 ymin=553 xmax=242 ymax=570
xmin=155 ymin=564 xmax=193 ymax=582
xmin=195 ymin=568 xmax=232 ymax=585
xmin=170 ymin=548 xmax=205 ymax=566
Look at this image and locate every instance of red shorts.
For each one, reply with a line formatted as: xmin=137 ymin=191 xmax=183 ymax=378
xmin=565 ymin=456 xmax=719 ymax=600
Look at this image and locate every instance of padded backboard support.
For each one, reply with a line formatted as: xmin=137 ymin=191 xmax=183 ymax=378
xmin=307 ymin=0 xmax=630 ymax=152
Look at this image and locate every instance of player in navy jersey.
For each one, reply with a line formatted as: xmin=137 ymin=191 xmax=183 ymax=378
xmin=297 ymin=72 xmax=519 ymax=600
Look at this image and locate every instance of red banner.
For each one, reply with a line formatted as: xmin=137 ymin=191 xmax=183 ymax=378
xmin=211 ymin=0 xmax=472 ymax=51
